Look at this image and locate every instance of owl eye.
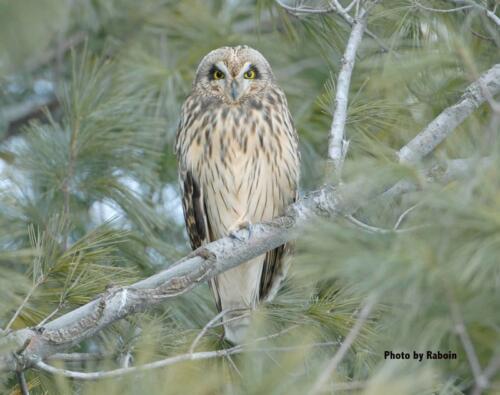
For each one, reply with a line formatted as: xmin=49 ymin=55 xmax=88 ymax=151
xmin=244 ymin=69 xmax=256 ymax=79
xmin=212 ymin=69 xmax=225 ymax=80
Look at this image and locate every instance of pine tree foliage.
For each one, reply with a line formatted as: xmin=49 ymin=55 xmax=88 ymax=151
xmin=0 ymin=0 xmax=499 ymax=394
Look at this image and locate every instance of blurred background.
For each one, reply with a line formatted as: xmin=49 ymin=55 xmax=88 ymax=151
xmin=0 ymin=0 xmax=499 ymax=394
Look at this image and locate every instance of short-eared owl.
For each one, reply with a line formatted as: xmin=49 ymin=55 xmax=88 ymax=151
xmin=175 ymin=45 xmax=300 ymax=343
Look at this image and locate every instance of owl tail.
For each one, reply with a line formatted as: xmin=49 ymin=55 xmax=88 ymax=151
xmin=213 ymin=256 xmax=264 ymax=344
xmin=222 ymin=312 xmax=251 ymax=344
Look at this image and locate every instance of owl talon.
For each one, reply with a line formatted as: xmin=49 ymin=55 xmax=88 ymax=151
xmin=228 ymin=218 xmax=252 ymax=241
xmin=229 ymin=231 xmax=244 ymax=241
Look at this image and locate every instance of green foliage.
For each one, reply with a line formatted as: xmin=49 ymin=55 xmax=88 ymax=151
xmin=0 ymin=0 xmax=499 ymax=394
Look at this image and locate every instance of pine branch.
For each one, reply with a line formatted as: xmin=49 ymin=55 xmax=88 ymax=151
xmin=25 ymin=31 xmax=87 ymax=74
xmin=398 ymin=64 xmax=500 ymax=165
xmin=274 ymin=0 xmax=390 ymax=53
xmin=16 ymin=370 xmax=29 ymax=395
xmin=0 ymin=95 xmax=59 ymax=143
xmin=445 ymin=0 xmax=500 ymax=27
xmin=381 ymin=63 xmax=500 ymax=200
xmin=0 ymin=60 xmax=496 ymax=378
xmin=308 ymin=296 xmax=376 ymax=395
xmin=328 ymin=2 xmax=368 ymax=176
xmin=33 ymin=327 xmax=306 ymax=380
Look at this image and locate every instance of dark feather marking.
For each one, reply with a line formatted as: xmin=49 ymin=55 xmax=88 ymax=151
xmin=185 ymin=171 xmax=206 ymax=243
xmin=250 ymin=99 xmax=263 ymax=110
xmin=218 ymin=189 xmax=229 ymax=210
xmin=242 ymin=135 xmax=248 ymax=153
xmin=260 ymin=182 xmax=268 ymax=218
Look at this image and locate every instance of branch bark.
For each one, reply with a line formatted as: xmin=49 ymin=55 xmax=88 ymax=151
xmin=328 ymin=5 xmax=368 ymax=174
xmin=381 ymin=63 xmax=500 ymax=200
xmin=398 ymin=64 xmax=500 ymax=164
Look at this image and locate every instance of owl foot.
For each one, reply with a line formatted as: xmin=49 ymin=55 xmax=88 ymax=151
xmin=228 ymin=217 xmax=253 ymax=241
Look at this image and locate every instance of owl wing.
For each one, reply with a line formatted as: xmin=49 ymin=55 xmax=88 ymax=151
xmin=259 ymin=105 xmax=300 ymax=301
xmin=176 ymin=96 xmax=223 ymax=311
xmin=179 ymin=168 xmax=208 ymax=250
xmin=259 ymin=197 xmax=296 ymax=301
xmin=179 ymin=167 xmax=223 ymax=311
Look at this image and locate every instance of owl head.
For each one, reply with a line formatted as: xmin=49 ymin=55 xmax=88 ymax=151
xmin=193 ymin=45 xmax=275 ymax=104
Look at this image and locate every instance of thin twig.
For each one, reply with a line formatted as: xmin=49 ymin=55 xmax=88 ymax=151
xmin=25 ymin=31 xmax=87 ymax=73
xmin=344 ymin=0 xmax=358 ymax=13
xmin=36 ymin=347 xmax=243 ymax=380
xmin=253 ymin=341 xmax=338 ymax=353
xmin=4 ymin=279 xmax=43 ymax=332
xmin=308 ymin=296 xmax=376 ymax=395
xmin=345 ymin=215 xmax=392 ymax=233
xmin=275 ymin=0 xmax=335 ymax=14
xmin=393 ymin=204 xmax=419 ymax=230
xmin=346 ymin=213 xmax=425 ymax=234
xmin=274 ymin=0 xmax=390 ymax=53
xmin=209 ymin=312 xmax=251 ymax=329
xmin=447 ymin=293 xmax=485 ymax=390
xmin=35 ymin=327 xmax=299 ymax=380
xmin=225 ymin=354 xmax=243 ymax=378
xmin=472 ymin=353 xmax=500 ymax=395
xmin=120 ymin=352 xmax=133 ymax=369
xmin=37 ymin=340 xmax=336 ymax=381
xmin=413 ymin=1 xmax=473 ymax=13
xmin=189 ymin=308 xmax=248 ymax=353
xmin=446 ymin=0 xmax=500 ymax=27
xmin=38 ymin=303 xmax=64 ymax=327
xmin=16 ymin=370 xmax=30 ymax=395
xmin=48 ymin=352 xmax=107 ymax=363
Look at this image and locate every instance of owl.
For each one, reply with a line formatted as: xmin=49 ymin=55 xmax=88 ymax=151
xmin=175 ymin=45 xmax=300 ymax=344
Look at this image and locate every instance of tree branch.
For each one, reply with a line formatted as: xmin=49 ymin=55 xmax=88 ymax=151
xmin=35 ymin=346 xmax=245 ymax=380
xmin=379 ymin=155 xmax=494 ymax=201
xmin=33 ymin=326 xmax=307 ymax=380
xmin=308 ymin=296 xmax=376 ymax=395
xmin=381 ymin=64 xmax=500 ymax=200
xmin=16 ymin=370 xmax=29 ymax=395
xmin=472 ymin=353 xmax=500 ymax=395
xmin=274 ymin=0 xmax=390 ymax=53
xmin=398 ymin=64 xmax=500 ymax=164
xmin=328 ymin=4 xmax=368 ymax=175
xmin=0 ymin=61 xmax=497 ymax=376
xmin=446 ymin=0 xmax=500 ymax=27
xmin=0 ymin=95 xmax=59 ymax=143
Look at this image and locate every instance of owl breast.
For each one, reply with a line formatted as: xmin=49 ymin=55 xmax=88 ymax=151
xmin=185 ymin=97 xmax=298 ymax=238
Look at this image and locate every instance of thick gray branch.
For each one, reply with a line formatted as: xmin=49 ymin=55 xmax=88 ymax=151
xmin=398 ymin=64 xmax=500 ymax=164
xmin=380 ymin=64 xmax=500 ymax=200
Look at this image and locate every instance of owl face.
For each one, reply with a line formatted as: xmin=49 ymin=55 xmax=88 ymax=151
xmin=193 ymin=46 xmax=275 ymax=104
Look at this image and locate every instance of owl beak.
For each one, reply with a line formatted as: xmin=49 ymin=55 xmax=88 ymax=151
xmin=230 ymin=80 xmax=240 ymax=101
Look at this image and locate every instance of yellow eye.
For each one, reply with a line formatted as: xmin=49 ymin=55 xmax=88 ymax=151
xmin=213 ymin=69 xmax=225 ymax=80
xmin=244 ymin=69 xmax=256 ymax=79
